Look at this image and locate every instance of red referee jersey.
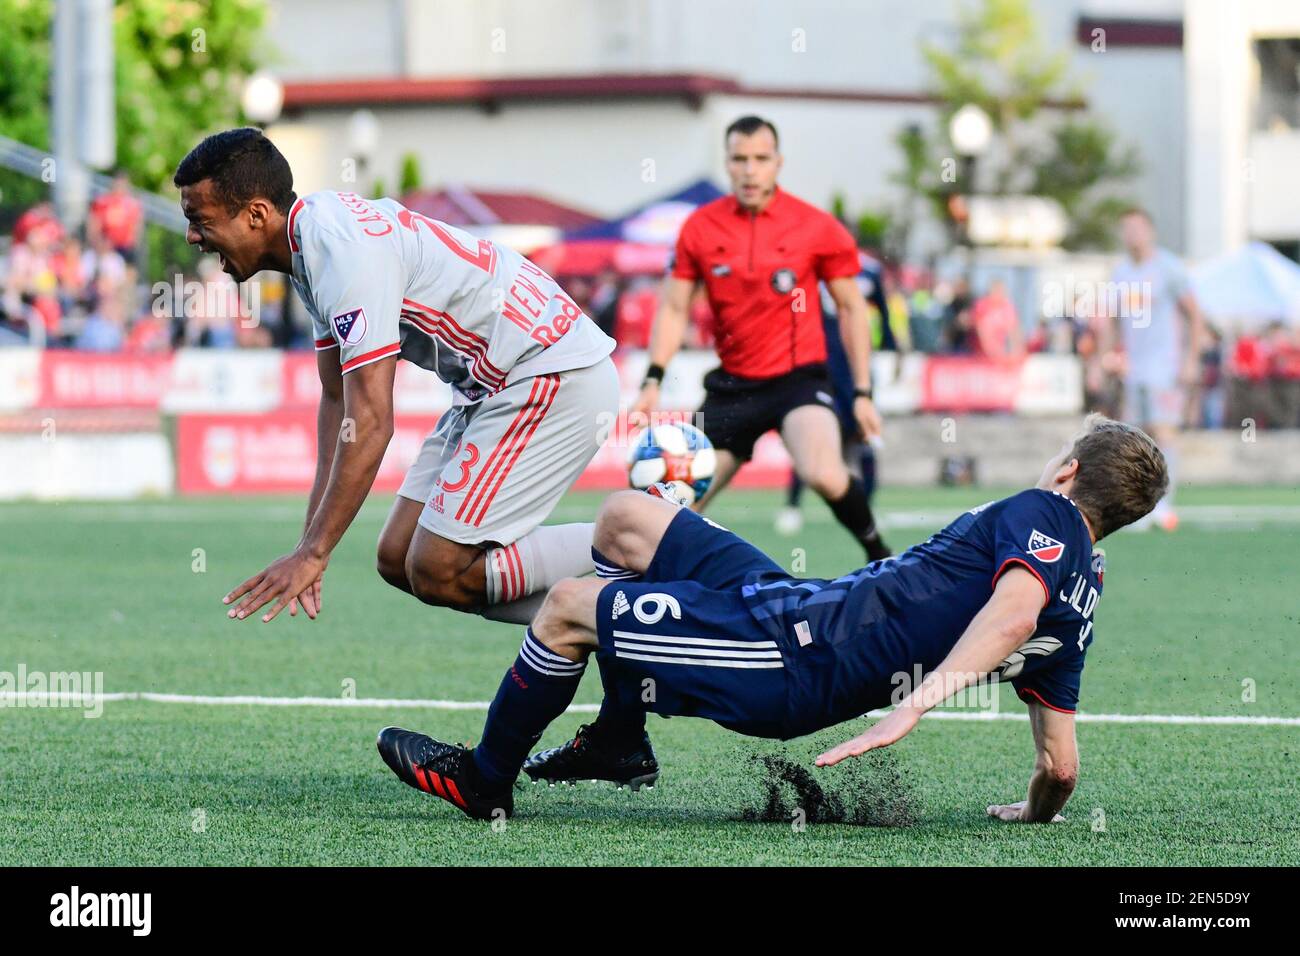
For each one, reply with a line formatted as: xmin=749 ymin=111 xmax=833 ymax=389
xmin=672 ymin=187 xmax=860 ymax=379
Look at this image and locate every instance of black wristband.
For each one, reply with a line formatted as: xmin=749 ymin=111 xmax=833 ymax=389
xmin=643 ymin=363 xmax=665 ymax=386
xmin=854 ymin=385 xmax=874 ymax=400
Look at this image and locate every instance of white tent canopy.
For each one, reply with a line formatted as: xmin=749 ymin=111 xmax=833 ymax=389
xmin=1191 ymin=242 xmax=1300 ymax=329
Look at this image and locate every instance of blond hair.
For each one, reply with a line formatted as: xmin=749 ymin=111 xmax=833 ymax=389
xmin=1067 ymin=414 xmax=1168 ymax=539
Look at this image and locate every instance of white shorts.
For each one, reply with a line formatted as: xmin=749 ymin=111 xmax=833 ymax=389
xmin=398 ymin=357 xmax=619 ymax=546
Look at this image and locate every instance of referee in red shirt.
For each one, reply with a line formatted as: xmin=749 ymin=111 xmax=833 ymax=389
xmin=634 ymin=115 xmax=890 ymax=560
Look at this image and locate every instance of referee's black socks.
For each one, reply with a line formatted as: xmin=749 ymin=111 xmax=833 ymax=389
xmin=827 ymin=477 xmax=892 ymax=562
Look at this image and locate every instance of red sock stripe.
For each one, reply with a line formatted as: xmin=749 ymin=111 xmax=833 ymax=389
xmin=455 ymin=376 xmax=545 ymax=522
xmin=507 ymin=543 xmax=525 ymax=600
xmin=494 ymin=546 xmax=518 ymax=602
xmin=466 ymin=375 xmax=558 ymax=527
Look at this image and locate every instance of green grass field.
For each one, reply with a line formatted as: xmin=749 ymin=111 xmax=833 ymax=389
xmin=1 ymin=486 xmax=1297 ymax=866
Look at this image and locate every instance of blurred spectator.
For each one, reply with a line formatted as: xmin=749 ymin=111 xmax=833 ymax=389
xmin=939 ymin=276 xmax=975 ymax=353
xmin=74 ymin=274 xmax=126 ymax=352
xmin=970 ymin=279 xmax=1025 ymax=360
xmin=1199 ymin=324 xmax=1225 ymax=428
xmin=907 ymin=283 xmax=945 ymax=353
xmin=12 ymin=202 xmax=62 ymax=246
xmin=1266 ymin=321 xmax=1300 ymax=428
xmin=588 ymin=270 xmax=621 ymax=337
xmin=2 ymin=216 xmax=63 ymax=340
xmin=88 ymin=172 xmax=143 ymax=267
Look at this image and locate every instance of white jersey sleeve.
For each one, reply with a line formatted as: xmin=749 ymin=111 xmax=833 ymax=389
xmin=292 ymin=197 xmax=406 ymax=374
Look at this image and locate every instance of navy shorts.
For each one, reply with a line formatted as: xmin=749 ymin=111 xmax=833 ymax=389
xmin=595 ymin=509 xmax=796 ymax=739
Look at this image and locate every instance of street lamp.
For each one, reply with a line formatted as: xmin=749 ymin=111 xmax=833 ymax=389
xmin=242 ymin=70 xmax=284 ymax=127
xmin=948 ymin=103 xmax=993 ymax=256
xmin=347 ymin=109 xmax=381 ymax=168
xmin=949 ymin=103 xmax=993 ymax=158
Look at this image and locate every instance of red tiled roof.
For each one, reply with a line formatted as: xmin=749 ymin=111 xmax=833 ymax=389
xmin=283 ymin=72 xmax=1086 ymax=110
xmin=401 ymin=186 xmax=602 ymax=230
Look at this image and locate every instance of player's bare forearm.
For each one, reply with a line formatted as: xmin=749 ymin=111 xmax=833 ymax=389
xmin=828 ymin=276 xmax=872 ymax=389
xmin=816 ymin=568 xmax=1042 ymax=766
xmin=299 ymin=357 xmax=397 ymax=561
xmin=906 ymin=567 xmax=1041 ymax=709
xmin=305 ymin=390 xmax=344 ymax=534
xmin=223 ymin=357 xmax=397 ymax=624
xmin=647 ymin=277 xmax=693 ymax=368
xmin=304 ymin=348 xmax=345 ymax=535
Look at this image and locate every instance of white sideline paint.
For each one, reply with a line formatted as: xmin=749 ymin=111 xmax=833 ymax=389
xmin=3 ymin=691 xmax=1297 ymax=726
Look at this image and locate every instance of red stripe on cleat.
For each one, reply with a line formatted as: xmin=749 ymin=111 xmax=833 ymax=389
xmin=443 ymin=778 xmax=469 ymax=810
xmin=428 ymin=772 xmax=449 ymax=800
xmin=412 ymin=765 xmax=432 ymax=793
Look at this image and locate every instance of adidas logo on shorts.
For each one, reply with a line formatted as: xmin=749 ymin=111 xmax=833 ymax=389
xmin=611 ymin=590 xmax=631 ymax=620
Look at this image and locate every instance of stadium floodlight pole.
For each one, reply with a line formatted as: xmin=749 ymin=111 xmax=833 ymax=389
xmin=949 ymin=103 xmax=992 ymax=270
xmin=77 ymin=0 xmax=116 ymax=171
xmin=50 ymin=0 xmax=90 ymax=233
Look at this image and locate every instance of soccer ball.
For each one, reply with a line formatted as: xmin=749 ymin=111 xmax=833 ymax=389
xmin=627 ymin=422 xmax=716 ymax=505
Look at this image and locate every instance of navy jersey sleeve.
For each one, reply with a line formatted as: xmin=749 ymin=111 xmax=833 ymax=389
xmin=989 ymin=491 xmax=1082 ymax=608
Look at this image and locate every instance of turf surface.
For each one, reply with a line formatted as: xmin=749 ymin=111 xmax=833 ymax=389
xmin=1 ymin=486 xmax=1297 ymax=865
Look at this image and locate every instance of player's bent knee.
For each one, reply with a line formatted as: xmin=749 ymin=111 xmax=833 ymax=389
xmin=533 ymin=578 xmax=600 ymax=655
xmin=375 ymin=542 xmax=410 ymax=590
xmin=595 ymin=490 xmax=653 ymax=564
xmin=405 ymin=558 xmax=480 ymax=611
xmin=804 ymin=463 xmax=849 ymax=499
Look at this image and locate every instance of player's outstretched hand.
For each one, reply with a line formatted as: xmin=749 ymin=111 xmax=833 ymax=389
xmin=986 ymin=800 xmax=1065 ymax=823
xmin=288 ymin=575 xmax=324 ymax=618
xmin=224 ymin=549 xmax=328 ymax=623
xmin=815 ymin=705 xmax=921 ymax=767
xmin=629 ymin=380 xmax=660 ymax=430
xmin=853 ymin=395 xmax=883 ymax=442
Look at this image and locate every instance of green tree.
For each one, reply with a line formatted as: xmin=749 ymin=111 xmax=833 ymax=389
xmin=0 ymin=0 xmax=54 ymax=225
xmin=0 ymin=0 xmax=270 ymax=271
xmin=398 ymin=152 xmax=422 ymax=196
xmin=894 ymin=0 xmax=1140 ymax=250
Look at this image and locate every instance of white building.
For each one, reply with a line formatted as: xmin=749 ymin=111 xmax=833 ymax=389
xmin=260 ymin=0 xmax=1300 ymax=261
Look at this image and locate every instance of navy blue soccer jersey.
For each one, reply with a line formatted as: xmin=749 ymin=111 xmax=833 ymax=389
xmin=741 ymin=489 xmax=1102 ymax=736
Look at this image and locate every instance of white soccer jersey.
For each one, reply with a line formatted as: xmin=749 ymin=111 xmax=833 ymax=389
xmin=288 ymin=191 xmax=615 ymax=399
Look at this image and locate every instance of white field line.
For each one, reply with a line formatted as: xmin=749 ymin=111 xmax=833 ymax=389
xmin=3 ymin=502 xmax=1299 ymax=530
xmin=2 ymin=691 xmax=1297 ymax=726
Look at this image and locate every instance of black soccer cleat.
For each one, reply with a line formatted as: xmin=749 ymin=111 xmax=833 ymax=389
xmin=522 ymin=723 xmax=660 ymax=790
xmin=376 ymin=726 xmax=513 ymax=821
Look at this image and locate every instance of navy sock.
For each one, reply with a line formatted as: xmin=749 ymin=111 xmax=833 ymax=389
xmin=591 ymin=546 xmax=641 ymax=581
xmin=473 ymin=629 xmax=586 ymax=789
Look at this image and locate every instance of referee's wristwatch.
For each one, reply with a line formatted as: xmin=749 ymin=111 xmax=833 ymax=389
xmin=854 ymin=385 xmax=874 ymax=400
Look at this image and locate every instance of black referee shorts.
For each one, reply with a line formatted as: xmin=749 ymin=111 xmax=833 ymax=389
xmin=697 ymin=363 xmax=836 ymax=462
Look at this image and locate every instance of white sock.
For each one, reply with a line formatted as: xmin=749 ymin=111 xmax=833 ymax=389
xmin=480 ymin=592 xmax=547 ymax=625
xmin=485 ymin=523 xmax=596 ymax=606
